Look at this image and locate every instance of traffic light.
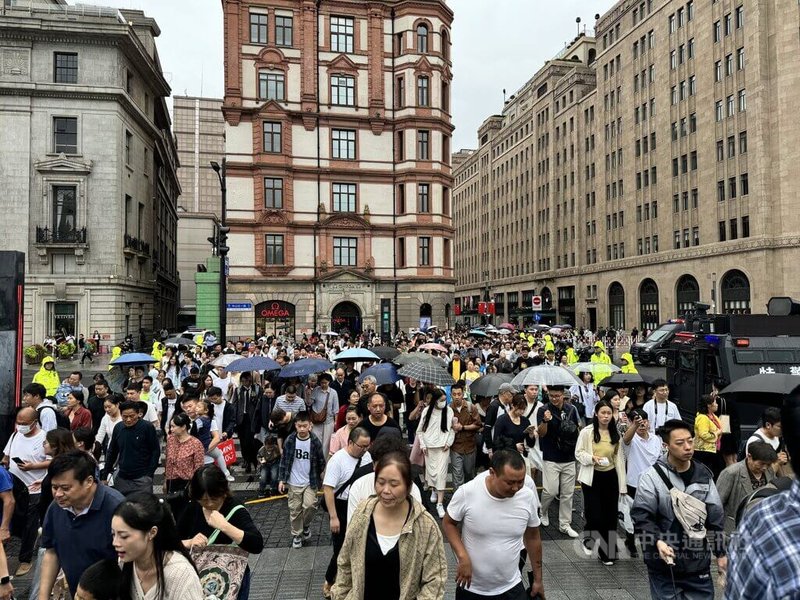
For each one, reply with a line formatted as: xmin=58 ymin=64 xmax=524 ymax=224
xmin=217 ymin=226 xmax=230 ymax=256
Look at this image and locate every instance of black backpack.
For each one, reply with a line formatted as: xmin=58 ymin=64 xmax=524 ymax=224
xmin=551 ymin=403 xmax=579 ymax=453
xmin=37 ymin=404 xmax=71 ymax=430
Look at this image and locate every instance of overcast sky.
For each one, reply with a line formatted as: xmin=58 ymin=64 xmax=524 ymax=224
xmin=96 ymin=0 xmax=616 ymax=150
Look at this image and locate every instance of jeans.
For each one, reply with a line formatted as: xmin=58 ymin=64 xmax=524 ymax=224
xmin=450 ymin=449 xmax=476 ymax=490
xmin=540 ymin=460 xmax=576 ymax=530
xmin=258 ymin=462 xmax=279 ymax=494
xmin=647 ymin=568 xmax=715 ymax=599
xmin=19 ymin=493 xmax=40 ymax=563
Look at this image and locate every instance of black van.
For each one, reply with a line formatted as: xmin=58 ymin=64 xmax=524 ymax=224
xmin=630 ymin=320 xmax=686 ymax=366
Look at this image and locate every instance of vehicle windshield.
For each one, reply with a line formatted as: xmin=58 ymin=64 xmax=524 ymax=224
xmin=646 ymin=327 xmax=673 ymax=343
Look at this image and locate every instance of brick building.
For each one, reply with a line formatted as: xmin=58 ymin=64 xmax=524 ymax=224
xmin=221 ymin=0 xmax=455 ymax=339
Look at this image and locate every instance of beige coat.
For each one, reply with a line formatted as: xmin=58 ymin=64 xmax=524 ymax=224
xmin=331 ymin=496 xmax=447 ymax=600
xmin=575 ymin=424 xmax=627 ymax=490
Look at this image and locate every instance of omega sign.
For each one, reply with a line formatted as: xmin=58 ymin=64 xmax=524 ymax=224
xmin=256 ymin=301 xmax=295 ymax=319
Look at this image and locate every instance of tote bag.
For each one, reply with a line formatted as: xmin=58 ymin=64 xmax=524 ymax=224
xmin=191 ymin=505 xmax=249 ymax=600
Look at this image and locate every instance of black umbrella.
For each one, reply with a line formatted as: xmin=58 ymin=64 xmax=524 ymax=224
xmin=598 ymin=372 xmax=654 ymax=387
xmin=720 ymin=373 xmax=800 ymax=396
xmin=397 ymin=362 xmax=455 ymax=387
xmin=370 ymin=346 xmax=401 ymax=361
xmin=468 ymin=373 xmax=513 ymax=397
xmin=163 ymin=335 xmax=193 ymax=346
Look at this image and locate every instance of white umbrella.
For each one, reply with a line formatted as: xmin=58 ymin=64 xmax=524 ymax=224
xmin=211 ymin=354 xmax=242 ymax=367
xmin=322 ymin=331 xmax=339 ymax=337
xmin=511 ymin=365 xmax=581 ymax=388
xmin=571 ymin=362 xmax=622 ymax=376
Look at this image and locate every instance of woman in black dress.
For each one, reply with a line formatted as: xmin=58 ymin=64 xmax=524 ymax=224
xmin=492 ymin=393 xmax=536 ymax=456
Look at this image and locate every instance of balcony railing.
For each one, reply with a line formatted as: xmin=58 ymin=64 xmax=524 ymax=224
xmin=124 ymin=234 xmax=150 ymax=256
xmin=36 ymin=226 xmax=86 ymax=244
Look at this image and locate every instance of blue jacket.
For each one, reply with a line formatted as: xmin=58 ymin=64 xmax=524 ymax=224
xmin=278 ymin=432 xmax=325 ymax=489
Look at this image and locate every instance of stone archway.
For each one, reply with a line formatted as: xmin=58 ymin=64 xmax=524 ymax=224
xmin=676 ymin=275 xmax=700 ymax=315
xmin=639 ymin=279 xmax=660 ymax=331
xmin=721 ymin=270 xmax=751 ymax=314
xmin=331 ymin=301 xmax=362 ymax=334
xmin=608 ymin=282 xmax=626 ymax=329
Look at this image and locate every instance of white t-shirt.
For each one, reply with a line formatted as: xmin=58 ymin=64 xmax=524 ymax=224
xmin=446 ymin=470 xmax=540 ymax=596
xmin=36 ymin=400 xmax=59 ymax=433
xmin=323 ymin=449 xmax=372 ymax=501
xmin=4 ymin=429 xmax=48 ymax=492
xmin=288 ymin=436 xmax=312 ymax=487
xmin=746 ymin=431 xmax=781 ymax=453
xmin=211 ymin=401 xmax=227 ymax=435
xmin=643 ymin=399 xmax=681 ymax=432
xmin=347 ymin=474 xmax=423 ymax=523
xmin=624 ymin=432 xmax=663 ymax=488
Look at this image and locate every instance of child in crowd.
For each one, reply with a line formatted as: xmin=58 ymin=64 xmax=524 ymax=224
xmin=75 ymin=559 xmax=122 ymax=600
xmin=257 ymin=433 xmax=282 ymax=498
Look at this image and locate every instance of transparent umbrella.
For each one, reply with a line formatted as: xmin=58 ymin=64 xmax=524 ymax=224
xmin=511 ymin=365 xmax=581 ymax=388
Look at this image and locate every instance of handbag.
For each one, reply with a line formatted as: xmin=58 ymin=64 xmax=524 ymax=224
xmin=192 ymin=505 xmax=249 ymax=600
xmin=617 ymin=494 xmax=634 ymax=535
xmin=217 ymin=438 xmax=237 ymax=467
xmin=310 ymin=392 xmax=329 ymax=424
xmin=719 ymin=414 xmax=731 ymax=434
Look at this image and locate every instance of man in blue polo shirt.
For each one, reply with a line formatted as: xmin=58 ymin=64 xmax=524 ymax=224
xmin=38 ymin=451 xmax=123 ymax=600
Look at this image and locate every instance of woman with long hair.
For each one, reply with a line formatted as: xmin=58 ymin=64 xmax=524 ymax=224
xmin=418 ymin=388 xmax=454 ymax=519
xmin=65 ymin=390 xmax=93 ymax=431
xmin=694 ymin=394 xmax=724 ymax=479
xmin=96 ymin=395 xmax=123 ymax=451
xmin=492 ymin=393 xmax=536 ymax=456
xmin=335 ymin=389 xmax=361 ymax=431
xmin=331 ymin=452 xmax=446 ymax=600
xmin=166 ymin=356 xmax=182 ymax=390
xmin=603 ymin=388 xmax=630 ymax=437
xmin=112 ymin=492 xmax=202 ymax=600
xmin=575 ymin=399 xmax=627 ymax=565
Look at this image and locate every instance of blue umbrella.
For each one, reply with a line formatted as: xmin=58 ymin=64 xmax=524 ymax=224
xmin=279 ymin=358 xmax=334 ymax=379
xmin=469 ymin=329 xmax=488 ymax=338
xmin=336 ymin=348 xmax=380 ymax=361
xmin=109 ymin=353 xmax=158 ymax=366
xmin=226 ymin=356 xmax=281 ymax=373
xmin=358 ymin=363 xmax=401 ymax=386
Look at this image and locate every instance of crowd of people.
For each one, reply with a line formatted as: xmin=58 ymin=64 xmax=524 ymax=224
xmin=0 ymin=324 xmax=797 ymax=599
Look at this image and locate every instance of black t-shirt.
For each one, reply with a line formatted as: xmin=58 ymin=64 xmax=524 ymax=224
xmin=362 ymin=416 xmax=400 ymax=442
xmin=537 ymin=402 xmax=580 ymax=463
xmin=678 ymin=463 xmax=695 ymax=488
xmin=181 ymin=376 xmax=202 ymax=398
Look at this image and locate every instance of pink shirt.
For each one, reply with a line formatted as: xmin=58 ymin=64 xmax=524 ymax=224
xmin=329 ymin=425 xmax=352 ymax=456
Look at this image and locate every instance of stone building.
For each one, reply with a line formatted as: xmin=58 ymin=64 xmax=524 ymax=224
xmin=454 ymin=0 xmax=799 ymax=331
xmin=0 ymin=0 xmax=180 ymax=348
xmin=221 ymin=0 xmax=455 ymax=339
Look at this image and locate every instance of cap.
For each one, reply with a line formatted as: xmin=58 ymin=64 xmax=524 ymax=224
xmin=498 ymin=382 xmax=517 ymax=394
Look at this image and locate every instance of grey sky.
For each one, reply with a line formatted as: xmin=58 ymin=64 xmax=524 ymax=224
xmin=94 ymin=0 xmax=615 ymax=150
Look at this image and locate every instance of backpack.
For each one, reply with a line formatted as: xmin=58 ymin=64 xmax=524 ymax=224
xmin=54 ymin=383 xmax=74 ymax=408
xmin=37 ymin=404 xmax=70 ymax=430
xmin=737 ymin=431 xmax=782 ymax=461
xmin=551 ymin=403 xmax=579 ymax=453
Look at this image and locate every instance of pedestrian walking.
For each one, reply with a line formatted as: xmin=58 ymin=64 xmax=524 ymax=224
xmin=418 ymin=388 xmax=454 ymax=519
xmin=101 ymin=400 xmax=160 ymax=496
xmin=449 ymin=382 xmax=482 ymax=491
xmin=309 ymin=374 xmax=339 ymax=458
xmin=694 ymin=394 xmax=725 ymax=480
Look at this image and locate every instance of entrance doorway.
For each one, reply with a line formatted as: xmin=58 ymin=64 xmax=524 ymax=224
xmin=419 ymin=303 xmax=432 ymax=330
xmin=255 ymin=301 xmax=296 ymax=339
xmin=331 ymin=301 xmax=362 ymax=335
xmin=49 ymin=302 xmax=77 ymax=337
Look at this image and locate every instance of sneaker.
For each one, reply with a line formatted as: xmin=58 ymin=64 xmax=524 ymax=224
xmin=559 ymin=526 xmax=580 ymax=539
xmin=540 ymin=513 xmax=549 ymax=527
xmin=436 ymin=503 xmax=445 ymax=519
xmin=292 ymin=535 xmax=302 ymax=549
xmin=303 ymin=527 xmax=312 ymax=540
xmin=600 ymin=559 xmax=615 ymax=566
xmin=430 ymin=489 xmax=438 ymax=503
xmin=257 ymin=491 xmax=267 ymax=499
xmin=226 ymin=474 xmax=235 ymax=482
xmin=581 ymin=541 xmax=593 ymax=557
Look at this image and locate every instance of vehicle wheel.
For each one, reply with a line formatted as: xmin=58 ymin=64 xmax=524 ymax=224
xmin=655 ymin=353 xmax=668 ymax=367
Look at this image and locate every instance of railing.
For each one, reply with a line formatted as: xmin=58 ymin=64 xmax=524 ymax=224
xmin=124 ymin=234 xmax=150 ymax=255
xmin=36 ymin=226 xmax=86 ymax=244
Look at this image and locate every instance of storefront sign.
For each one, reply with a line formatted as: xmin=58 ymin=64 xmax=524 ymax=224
xmin=256 ymin=301 xmax=295 ymax=319
xmin=226 ymin=302 xmax=252 ymax=312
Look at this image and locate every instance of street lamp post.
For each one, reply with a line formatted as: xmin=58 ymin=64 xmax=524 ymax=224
xmin=211 ymin=159 xmax=229 ymax=345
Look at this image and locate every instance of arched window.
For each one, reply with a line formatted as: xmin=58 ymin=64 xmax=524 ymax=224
xmin=721 ymin=270 xmax=751 ymax=314
xmin=441 ymin=29 xmax=450 ymax=60
xmin=676 ymin=275 xmax=700 ymax=315
xmin=608 ymin=282 xmax=626 ymax=329
xmin=417 ymin=24 xmax=429 ymax=53
xmin=588 ymin=48 xmax=597 ymax=63
xmin=639 ymin=279 xmax=660 ymax=331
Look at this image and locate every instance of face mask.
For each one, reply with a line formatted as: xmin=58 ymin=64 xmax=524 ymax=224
xmin=16 ymin=424 xmax=31 ymax=435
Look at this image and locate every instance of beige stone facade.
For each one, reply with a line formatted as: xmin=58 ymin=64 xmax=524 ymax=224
xmin=222 ymin=0 xmax=455 ymax=339
xmin=454 ymin=0 xmax=800 ymax=332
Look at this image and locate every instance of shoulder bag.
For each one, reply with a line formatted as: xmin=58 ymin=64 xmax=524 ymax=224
xmin=191 ymin=504 xmax=250 ymax=600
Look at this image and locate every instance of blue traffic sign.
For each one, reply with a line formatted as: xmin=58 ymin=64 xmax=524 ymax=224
xmin=534 ymin=313 xmax=541 ymax=323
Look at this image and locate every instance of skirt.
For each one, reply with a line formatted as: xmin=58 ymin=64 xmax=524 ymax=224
xmin=424 ymin=447 xmax=450 ymax=490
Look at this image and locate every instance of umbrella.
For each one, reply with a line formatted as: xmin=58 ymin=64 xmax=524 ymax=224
xmin=335 ymin=348 xmax=381 ymax=361
xmin=163 ymin=335 xmax=193 ymax=346
xmin=279 ymin=358 xmax=334 ymax=379
xmin=468 ymin=329 xmax=488 ymax=338
xmin=321 ymin=331 xmax=339 ymax=337
xmin=370 ymin=346 xmax=401 ymax=361
xmin=226 ymin=356 xmax=281 ymax=372
xmin=393 ymin=352 xmax=447 ymax=367
xmin=397 ymin=362 xmax=456 ymax=387
xmin=528 ymin=325 xmax=550 ymax=331
xmin=720 ymin=373 xmax=800 ymax=396
xmin=420 ymin=343 xmax=448 ymax=353
xmin=553 ymin=324 xmax=574 ymax=329
xmin=500 ymin=323 xmax=516 ymax=331
xmin=512 ymin=365 xmax=581 ymax=388
xmin=211 ymin=354 xmax=242 ymax=367
xmin=571 ymin=362 xmax=622 ymax=376
xmin=109 ymin=353 xmax=158 ymax=366
xmin=597 ymin=372 xmax=654 ymax=387
xmin=358 ymin=363 xmax=402 ymax=386
xmin=495 ymin=328 xmax=512 ymax=335
xmin=469 ymin=373 xmax=514 ymax=397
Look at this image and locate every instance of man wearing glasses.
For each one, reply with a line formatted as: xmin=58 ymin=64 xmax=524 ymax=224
xmin=321 ymin=427 xmax=372 ymax=598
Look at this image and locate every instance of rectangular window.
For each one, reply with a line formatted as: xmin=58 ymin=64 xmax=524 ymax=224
xmin=717 ymin=140 xmax=724 ymax=162
xmin=275 ymin=16 xmax=293 ymax=46
xmin=742 ymin=215 xmax=750 ymax=238
xmin=725 ymin=13 xmax=732 ymax=35
xmin=719 ymin=221 xmax=727 ymax=242
xmin=332 ymin=183 xmax=357 ymax=212
xmin=250 ymin=13 xmax=268 ymax=44
xmin=264 ymin=178 xmax=283 ymax=209
xmin=417 ymin=76 xmax=429 ymax=107
xmin=683 ymin=228 xmax=690 ymax=248
xmin=688 ymin=38 xmax=695 ymax=59
xmin=125 ymin=130 xmax=132 ymax=164
xmin=741 ymin=173 xmax=749 ymax=195
xmin=333 ymin=237 xmax=357 ymax=266
xmin=718 ymin=180 xmax=726 ymax=201
xmin=740 ymin=130 xmax=748 ymax=153
xmin=730 ymin=218 xmax=738 ymax=240
xmin=53 ymin=117 xmax=77 ymax=154
xmin=716 ymin=100 xmax=724 ymax=121
xmin=417 ymin=183 xmax=430 ymax=212
xmin=690 ymin=151 xmax=697 ymax=170
xmin=263 ymin=122 xmax=282 ymax=153
xmin=728 ymin=95 xmax=735 ymax=116
xmin=331 ymin=74 xmax=355 ymax=106
xmin=674 ymin=230 xmax=681 ymax=249
xmin=687 ymin=1 xmax=694 ymax=21
xmin=715 ymin=61 xmax=722 ymax=82
xmin=692 ymin=188 xmax=698 ymax=208
xmin=726 ymin=54 xmax=733 ymax=76
xmin=736 ymin=5 xmax=744 ymax=28
xmin=689 ymin=75 xmax=696 ymax=96
xmin=714 ymin=21 xmax=721 ymax=42
xmin=653 ymin=235 xmax=659 ymax=252
xmin=265 ymin=234 xmax=284 ymax=265
xmin=332 ymin=129 xmax=356 ymax=159
xmin=692 ymin=226 xmax=699 ymax=246
xmin=737 ymin=47 xmax=745 ymax=70
xmin=52 ymin=186 xmax=77 ymax=240
xmin=417 ymin=130 xmax=430 ymax=160
xmin=728 ymin=136 xmax=736 ymax=158
xmin=739 ymin=89 xmax=747 ymax=111
xmin=330 ymin=16 xmax=355 ymax=53
xmin=690 ymin=113 xmax=697 ymax=133
xmin=397 ymin=238 xmax=406 ymax=267
xmin=397 ymin=184 xmax=406 ymax=214
xmin=418 ymin=237 xmax=431 ymax=266
xmin=259 ymin=72 xmax=285 ymax=101
xmin=54 ymin=52 xmax=78 ymax=84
